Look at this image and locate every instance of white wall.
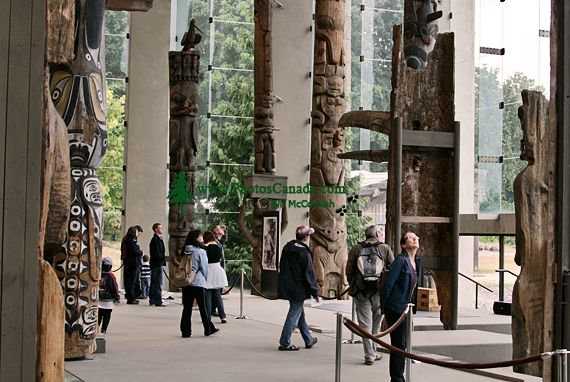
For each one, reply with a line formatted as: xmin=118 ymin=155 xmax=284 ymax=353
xmin=272 ymin=0 xmax=315 ymax=244
xmin=124 ymin=1 xmax=171 ymax=254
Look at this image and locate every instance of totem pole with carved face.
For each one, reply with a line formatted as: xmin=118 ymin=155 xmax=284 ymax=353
xmin=310 ymin=0 xmax=348 ymax=298
xmin=167 ymin=21 xmax=202 ymax=290
xmin=48 ymin=0 xmax=107 ymax=358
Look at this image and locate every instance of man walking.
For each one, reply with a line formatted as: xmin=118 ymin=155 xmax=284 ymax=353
xmin=149 ymin=223 xmax=166 ymax=307
xmin=277 ymin=225 xmax=319 ymax=351
xmin=346 ymin=225 xmax=394 ymax=365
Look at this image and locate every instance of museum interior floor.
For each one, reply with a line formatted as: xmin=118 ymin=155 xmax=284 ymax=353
xmin=64 ymin=290 xmax=541 ymax=382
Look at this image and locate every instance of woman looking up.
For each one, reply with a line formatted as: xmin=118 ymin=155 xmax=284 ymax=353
xmin=380 ymin=232 xmax=423 ymax=382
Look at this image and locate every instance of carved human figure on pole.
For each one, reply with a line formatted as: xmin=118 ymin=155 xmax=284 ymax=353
xmin=310 ymin=0 xmax=348 ymax=298
xmin=512 ymin=90 xmax=554 ymax=377
xmin=168 ymin=21 xmax=202 ymax=290
xmin=48 ymin=0 xmax=107 ymax=358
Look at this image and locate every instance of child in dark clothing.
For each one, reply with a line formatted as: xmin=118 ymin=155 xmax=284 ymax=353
xmin=98 ymin=257 xmax=121 ymax=334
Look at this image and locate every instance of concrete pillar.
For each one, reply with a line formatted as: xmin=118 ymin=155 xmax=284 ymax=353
xmin=447 ymin=0 xmax=477 ymax=307
xmin=272 ymin=0 xmax=315 ymax=243
xmin=124 ymin=0 xmax=171 ymax=253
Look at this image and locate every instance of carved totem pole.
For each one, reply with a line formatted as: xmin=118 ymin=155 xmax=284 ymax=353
xmin=512 ymin=90 xmax=554 ymax=378
xmin=238 ymin=0 xmax=288 ymax=293
xmin=47 ymin=0 xmax=107 ymax=358
xmin=338 ymin=1 xmax=453 ymax=327
xmin=46 ymin=0 xmax=153 ymax=359
xmin=309 ymin=0 xmax=348 ymax=298
xmin=167 ymin=21 xmax=202 ymax=290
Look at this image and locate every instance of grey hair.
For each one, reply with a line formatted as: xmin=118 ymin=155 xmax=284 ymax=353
xmin=364 ymin=225 xmax=379 ymax=239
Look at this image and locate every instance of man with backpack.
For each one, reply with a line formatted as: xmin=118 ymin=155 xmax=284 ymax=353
xmin=346 ymin=225 xmax=394 ymax=365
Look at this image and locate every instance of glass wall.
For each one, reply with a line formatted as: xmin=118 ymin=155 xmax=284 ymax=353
xmin=176 ymin=0 xmax=255 ymax=277
xmin=100 ymin=10 xmax=130 ymax=241
xmin=348 ymin=0 xmax=403 ymax=244
xmin=475 ymin=0 xmax=550 ymax=213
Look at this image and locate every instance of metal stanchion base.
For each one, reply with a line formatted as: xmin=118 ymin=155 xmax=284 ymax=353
xmin=342 ymin=339 xmax=363 ymax=344
xmin=234 ymin=315 xmax=250 ymax=320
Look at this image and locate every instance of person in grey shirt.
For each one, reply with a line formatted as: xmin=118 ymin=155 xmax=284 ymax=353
xmin=346 ymin=225 xmax=394 ymax=365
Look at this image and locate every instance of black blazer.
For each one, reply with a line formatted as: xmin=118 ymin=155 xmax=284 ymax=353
xmin=149 ymin=234 xmax=166 ymax=268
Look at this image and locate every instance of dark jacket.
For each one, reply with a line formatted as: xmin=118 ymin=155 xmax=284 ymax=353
xmin=124 ymin=237 xmax=143 ymax=267
xmin=346 ymin=238 xmax=395 ymax=297
xmin=100 ymin=271 xmax=120 ymax=302
xmin=277 ymin=240 xmax=319 ymax=302
xmin=149 ymin=234 xmax=166 ymax=268
xmin=380 ymin=251 xmax=423 ymax=314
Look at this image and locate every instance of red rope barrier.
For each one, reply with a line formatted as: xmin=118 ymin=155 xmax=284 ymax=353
xmin=343 ymin=317 xmax=547 ymax=369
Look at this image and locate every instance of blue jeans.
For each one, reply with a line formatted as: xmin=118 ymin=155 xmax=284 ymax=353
xmin=205 ymin=288 xmax=226 ymax=319
xmin=140 ymin=277 xmax=150 ymax=298
xmin=149 ymin=267 xmax=163 ymax=305
xmin=279 ymin=300 xmax=313 ymax=347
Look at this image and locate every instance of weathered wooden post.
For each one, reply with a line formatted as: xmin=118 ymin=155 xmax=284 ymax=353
xmin=512 ymin=90 xmax=554 ymax=377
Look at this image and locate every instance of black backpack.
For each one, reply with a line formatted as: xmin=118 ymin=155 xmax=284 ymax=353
xmin=354 ymin=242 xmax=387 ymax=295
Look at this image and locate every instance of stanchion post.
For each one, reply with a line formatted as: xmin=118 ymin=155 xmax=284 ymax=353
xmin=557 ymin=349 xmax=568 ymax=382
xmin=235 ymin=268 xmax=249 ymax=319
xmin=405 ymin=303 xmax=414 ymax=382
xmin=335 ymin=313 xmax=343 ymax=382
xmin=342 ymin=298 xmax=362 ymax=344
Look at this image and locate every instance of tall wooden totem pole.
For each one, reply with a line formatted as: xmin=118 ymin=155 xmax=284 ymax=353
xmin=47 ymin=0 xmax=108 ymax=358
xmin=167 ymin=22 xmax=202 ymax=290
xmin=238 ymin=0 xmax=288 ymax=293
xmin=45 ymin=0 xmax=153 ymax=359
xmin=310 ymin=0 xmax=348 ymax=298
xmin=512 ymin=90 xmax=554 ymax=378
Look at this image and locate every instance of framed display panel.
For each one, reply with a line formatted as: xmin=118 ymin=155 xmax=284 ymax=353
xmin=261 ymin=210 xmax=280 ymax=298
xmin=261 ymin=211 xmax=280 ymax=271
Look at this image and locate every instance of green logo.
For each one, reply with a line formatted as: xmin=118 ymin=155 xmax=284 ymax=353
xmin=168 ymin=171 xmax=195 ymax=213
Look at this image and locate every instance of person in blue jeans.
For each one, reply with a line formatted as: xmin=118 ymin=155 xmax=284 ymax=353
xmin=277 ymin=225 xmax=319 ymax=351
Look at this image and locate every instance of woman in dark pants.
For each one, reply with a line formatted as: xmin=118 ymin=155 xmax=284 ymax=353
xmin=122 ymin=226 xmax=143 ymax=304
xmin=380 ymin=232 xmax=423 ymax=382
xmin=179 ymin=230 xmax=219 ymax=338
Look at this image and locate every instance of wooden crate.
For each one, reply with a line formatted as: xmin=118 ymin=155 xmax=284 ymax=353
xmin=417 ymin=287 xmax=440 ymax=312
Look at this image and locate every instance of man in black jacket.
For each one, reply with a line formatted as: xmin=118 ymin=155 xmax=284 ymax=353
xmin=149 ymin=223 xmax=166 ymax=307
xmin=277 ymin=225 xmax=319 ymax=351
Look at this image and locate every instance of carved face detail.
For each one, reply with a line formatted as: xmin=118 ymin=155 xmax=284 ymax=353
xmin=403 ymin=0 xmax=442 ymax=69
xmin=49 ymin=0 xmax=107 ymax=168
xmin=254 ymin=106 xmax=274 ymax=130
